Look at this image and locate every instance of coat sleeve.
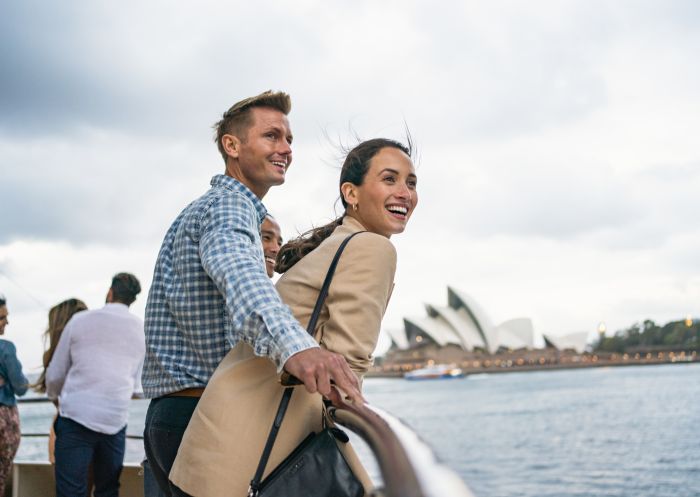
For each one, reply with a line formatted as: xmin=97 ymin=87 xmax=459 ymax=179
xmin=316 ymin=233 xmax=397 ymax=378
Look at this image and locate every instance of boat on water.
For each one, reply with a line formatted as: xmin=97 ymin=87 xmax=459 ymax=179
xmin=404 ymin=363 xmax=466 ymax=380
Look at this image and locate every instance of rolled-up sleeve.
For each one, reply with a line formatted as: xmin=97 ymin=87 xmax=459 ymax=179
xmin=199 ymin=193 xmax=318 ymax=369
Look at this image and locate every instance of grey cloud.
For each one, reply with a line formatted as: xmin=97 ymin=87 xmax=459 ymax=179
xmin=0 ymin=2 xmax=324 ymax=139
xmin=2 ymin=0 xmax=697 ymax=152
xmin=413 ymin=156 xmax=700 ymax=246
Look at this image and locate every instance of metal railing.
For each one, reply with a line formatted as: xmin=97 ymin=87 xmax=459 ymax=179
xmin=19 ymin=390 xmax=475 ymax=496
xmin=328 ymin=392 xmax=474 ymax=497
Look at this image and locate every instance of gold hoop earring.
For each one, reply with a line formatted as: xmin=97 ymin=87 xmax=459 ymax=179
xmin=352 ymin=203 xmax=358 ymax=212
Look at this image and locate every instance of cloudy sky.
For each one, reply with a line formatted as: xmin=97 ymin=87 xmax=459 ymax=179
xmin=1 ymin=0 xmax=699 ymax=371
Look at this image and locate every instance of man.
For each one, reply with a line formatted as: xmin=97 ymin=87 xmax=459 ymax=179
xmin=261 ymin=214 xmax=283 ymax=278
xmin=46 ymin=273 xmax=145 ymax=497
xmin=142 ymin=90 xmax=362 ymax=496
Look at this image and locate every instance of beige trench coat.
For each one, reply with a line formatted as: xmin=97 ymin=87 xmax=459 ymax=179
xmin=170 ymin=216 xmax=397 ymax=497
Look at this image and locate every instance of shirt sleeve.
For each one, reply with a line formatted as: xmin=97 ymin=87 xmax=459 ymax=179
xmin=199 ymin=192 xmax=318 ymax=369
xmin=45 ymin=322 xmax=74 ymax=401
xmin=2 ymin=342 xmax=29 ymax=397
xmin=132 ymin=359 xmax=144 ymax=398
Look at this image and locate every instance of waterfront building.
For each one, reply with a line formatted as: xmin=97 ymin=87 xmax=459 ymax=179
xmin=383 ymin=286 xmax=589 ymax=363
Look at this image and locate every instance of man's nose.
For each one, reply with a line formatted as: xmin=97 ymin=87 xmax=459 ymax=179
xmin=278 ymin=140 xmax=292 ymax=157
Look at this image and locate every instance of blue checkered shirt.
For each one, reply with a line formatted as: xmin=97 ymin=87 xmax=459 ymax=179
xmin=142 ymin=174 xmax=318 ymax=398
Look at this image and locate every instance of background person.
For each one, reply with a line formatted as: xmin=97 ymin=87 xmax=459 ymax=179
xmin=170 ymin=137 xmax=419 ymax=496
xmin=0 ymin=297 xmax=29 ymax=495
xmin=46 ymin=273 xmax=145 ymax=497
xmin=142 ymin=90 xmax=362 ymax=496
xmin=261 ymin=215 xmax=283 ymax=278
xmin=32 ymin=298 xmax=88 ymax=463
xmin=0 ymin=296 xmax=29 ymax=497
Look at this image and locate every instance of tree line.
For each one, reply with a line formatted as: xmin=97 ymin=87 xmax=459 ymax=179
xmin=595 ymin=318 xmax=699 ymax=353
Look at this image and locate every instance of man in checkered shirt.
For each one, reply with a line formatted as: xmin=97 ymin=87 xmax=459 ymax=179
xmin=141 ymin=90 xmax=362 ymax=496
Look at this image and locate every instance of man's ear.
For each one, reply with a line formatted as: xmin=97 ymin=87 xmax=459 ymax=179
xmin=221 ymin=134 xmax=241 ymax=159
xmin=340 ymin=182 xmax=357 ymax=206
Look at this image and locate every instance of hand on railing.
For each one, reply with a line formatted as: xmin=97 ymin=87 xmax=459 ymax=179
xmin=279 ymin=373 xmax=358 ymax=408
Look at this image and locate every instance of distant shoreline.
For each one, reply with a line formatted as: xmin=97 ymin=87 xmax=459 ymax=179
xmin=367 ymin=350 xmax=699 ymax=378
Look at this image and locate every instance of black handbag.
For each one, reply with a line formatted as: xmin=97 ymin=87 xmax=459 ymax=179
xmin=247 ymin=232 xmax=365 ymax=497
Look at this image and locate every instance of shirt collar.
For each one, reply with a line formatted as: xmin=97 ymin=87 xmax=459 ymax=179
xmin=210 ymin=174 xmax=268 ymax=224
xmin=104 ymin=303 xmax=129 ymax=312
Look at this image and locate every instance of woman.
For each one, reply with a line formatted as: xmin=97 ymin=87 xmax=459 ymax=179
xmin=0 ymin=296 xmax=29 ymax=496
xmin=170 ymin=137 xmax=418 ymax=497
xmin=33 ymin=298 xmax=88 ymax=463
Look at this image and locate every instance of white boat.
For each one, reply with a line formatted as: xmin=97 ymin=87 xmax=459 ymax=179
xmin=404 ymin=364 xmax=466 ymax=380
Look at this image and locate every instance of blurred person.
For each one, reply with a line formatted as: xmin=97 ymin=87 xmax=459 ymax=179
xmin=32 ymin=298 xmax=88 ymax=463
xmin=0 ymin=295 xmax=29 ymax=496
xmin=261 ymin=215 xmax=283 ymax=278
xmin=171 ymin=137 xmax=418 ymax=496
xmin=142 ymin=90 xmax=362 ymax=496
xmin=47 ymin=274 xmax=145 ymax=497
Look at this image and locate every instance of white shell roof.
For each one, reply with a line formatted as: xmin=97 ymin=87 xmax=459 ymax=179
xmin=542 ymin=331 xmax=590 ymax=354
xmin=425 ymin=304 xmax=486 ymax=350
xmin=403 ymin=315 xmax=463 ymax=347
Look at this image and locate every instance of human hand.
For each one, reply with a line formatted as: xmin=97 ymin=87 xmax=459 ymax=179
xmin=283 ymin=348 xmax=364 ymax=404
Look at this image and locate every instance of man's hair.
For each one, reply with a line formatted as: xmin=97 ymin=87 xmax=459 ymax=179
xmin=110 ymin=273 xmax=141 ymax=306
xmin=0 ymin=295 xmax=5 ymax=307
xmin=213 ymin=90 xmax=291 ymax=163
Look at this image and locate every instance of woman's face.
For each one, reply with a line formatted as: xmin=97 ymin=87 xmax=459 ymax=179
xmin=348 ymin=147 xmax=418 ymax=238
xmin=0 ymin=305 xmax=8 ymax=335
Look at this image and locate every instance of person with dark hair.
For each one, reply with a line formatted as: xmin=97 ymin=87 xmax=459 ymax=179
xmin=142 ymin=90 xmax=363 ymax=496
xmin=261 ymin=215 xmax=283 ymax=278
xmin=0 ymin=295 xmax=29 ymax=496
xmin=110 ymin=273 xmax=141 ymax=306
xmin=32 ymin=298 xmax=88 ymax=463
xmin=46 ymin=274 xmax=145 ymax=497
xmin=170 ymin=137 xmax=418 ymax=496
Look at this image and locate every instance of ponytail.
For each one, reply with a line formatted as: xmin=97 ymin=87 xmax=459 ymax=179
xmin=276 ymin=216 xmax=344 ymax=273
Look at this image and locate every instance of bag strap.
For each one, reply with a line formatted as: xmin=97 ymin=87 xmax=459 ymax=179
xmin=248 ymin=230 xmax=365 ymax=497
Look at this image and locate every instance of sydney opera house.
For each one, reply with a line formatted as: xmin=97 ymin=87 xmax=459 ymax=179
xmin=381 ymin=287 xmax=590 ymax=367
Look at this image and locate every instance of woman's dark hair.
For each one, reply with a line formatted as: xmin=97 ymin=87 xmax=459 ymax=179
xmin=276 ymin=137 xmax=412 ymax=273
xmin=111 ymin=272 xmax=141 ymax=306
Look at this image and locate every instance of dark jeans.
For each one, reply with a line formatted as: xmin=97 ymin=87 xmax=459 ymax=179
xmin=143 ymin=458 xmax=168 ymax=497
xmin=143 ymin=397 xmax=199 ymax=497
xmin=54 ymin=415 xmax=126 ymax=497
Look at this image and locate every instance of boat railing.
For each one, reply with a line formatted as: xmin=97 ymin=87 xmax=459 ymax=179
xmin=326 ymin=389 xmax=474 ymax=497
xmin=18 ymin=391 xmax=475 ymax=497
xmin=16 ymin=396 xmax=145 ymax=440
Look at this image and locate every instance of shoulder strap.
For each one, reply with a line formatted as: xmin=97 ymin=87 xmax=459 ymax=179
xmin=249 ymin=230 xmax=365 ymax=496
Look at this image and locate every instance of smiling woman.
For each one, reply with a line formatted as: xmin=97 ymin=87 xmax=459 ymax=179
xmin=169 ymin=137 xmax=419 ymax=497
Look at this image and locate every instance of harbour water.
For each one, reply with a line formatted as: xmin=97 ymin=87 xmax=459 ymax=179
xmin=17 ymin=363 xmax=699 ymax=497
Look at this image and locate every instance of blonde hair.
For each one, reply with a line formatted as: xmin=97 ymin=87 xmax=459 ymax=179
xmin=33 ymin=298 xmax=87 ymax=393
